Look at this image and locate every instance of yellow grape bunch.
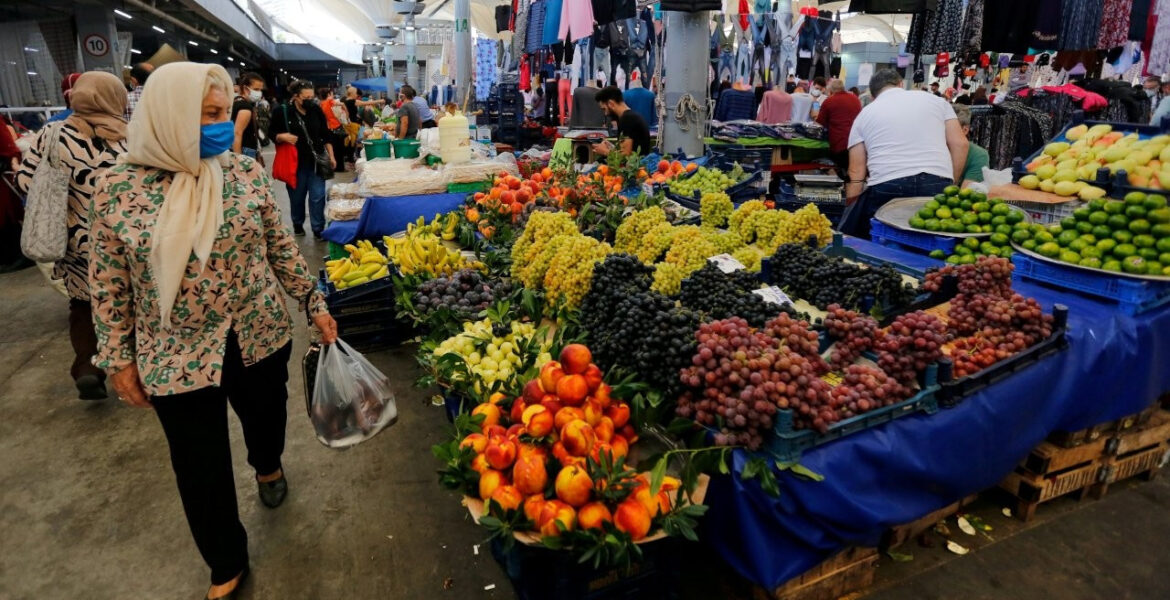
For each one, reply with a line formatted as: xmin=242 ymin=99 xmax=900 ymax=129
xmin=615 ymin=206 xmax=669 ymax=254
xmin=729 ymin=199 xmax=768 ymax=241
xmin=543 ymin=235 xmax=613 ymax=308
xmin=511 ymin=211 xmax=579 ymax=277
xmin=700 ymin=192 xmax=734 ymax=228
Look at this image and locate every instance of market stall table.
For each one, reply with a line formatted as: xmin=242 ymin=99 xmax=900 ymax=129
xmin=321 ymin=192 xmax=467 ymax=243
xmin=704 ymin=235 xmax=1170 ymax=591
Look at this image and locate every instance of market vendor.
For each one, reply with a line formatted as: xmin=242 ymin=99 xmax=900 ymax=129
xmin=396 ymin=85 xmax=421 ymax=140
xmin=840 ymin=69 xmax=968 ymax=239
xmin=952 ymin=104 xmax=989 ymax=188
xmin=591 ymin=85 xmax=652 ymax=159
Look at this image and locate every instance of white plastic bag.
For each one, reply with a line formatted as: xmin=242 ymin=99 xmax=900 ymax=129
xmin=982 ymin=167 xmax=1013 ymax=189
xmin=309 ymin=339 xmax=397 ymax=448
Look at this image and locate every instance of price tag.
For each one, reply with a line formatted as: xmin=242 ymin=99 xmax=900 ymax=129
xmin=752 ymin=286 xmax=793 ymax=306
xmin=820 ymin=371 xmax=844 ymax=387
xmin=708 ymin=253 xmax=745 ymax=273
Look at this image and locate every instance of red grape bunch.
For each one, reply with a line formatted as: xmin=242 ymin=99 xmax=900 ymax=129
xmin=924 ymin=255 xmax=1013 ymax=296
xmin=829 ymin=364 xmax=910 ymax=419
xmin=822 ymin=304 xmax=880 ymax=369
xmin=874 ymin=311 xmax=947 ymax=385
xmin=763 ymin=312 xmax=829 ymax=374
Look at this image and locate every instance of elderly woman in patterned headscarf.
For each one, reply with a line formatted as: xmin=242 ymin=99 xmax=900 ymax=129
xmin=16 ymin=71 xmax=128 ymax=400
xmin=88 ymin=62 xmax=337 ymax=600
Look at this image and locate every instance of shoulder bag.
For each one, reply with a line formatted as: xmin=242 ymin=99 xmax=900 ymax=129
xmin=294 ymin=109 xmax=334 ymax=181
xmin=272 ymin=104 xmax=299 ymax=187
xmin=20 ymin=121 xmax=70 ymax=262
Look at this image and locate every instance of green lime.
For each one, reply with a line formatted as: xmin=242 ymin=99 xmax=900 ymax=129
xmin=1124 ymin=191 xmax=1147 ymax=206
xmin=1113 ymin=243 xmax=1137 ymax=258
xmin=1060 ymin=217 xmax=1077 ymax=230
xmin=1012 ymin=229 xmax=1033 ymax=243
xmin=946 ymin=254 xmax=961 ymax=264
xmin=960 ymin=200 xmax=973 ymax=211
xmin=1091 ymin=225 xmax=1113 ymax=239
xmin=1125 ymin=205 xmax=1148 ymax=220
xmin=1122 ymin=255 xmax=1146 ymax=273
xmin=924 ymin=219 xmax=941 ymax=231
xmin=1107 ymin=214 xmax=1130 ymax=230
xmin=959 ymin=254 xmax=977 ymax=265
xmin=981 ymin=242 xmax=998 ymax=254
xmin=947 ymin=196 xmax=961 ymax=208
xmin=1057 ymin=230 xmax=1080 ymax=246
xmin=1139 ymin=247 xmax=1159 ymax=261
xmin=1102 ymin=260 xmax=1123 ymax=272
xmin=1160 ymin=252 xmax=1170 ymax=265
xmin=1104 ymin=200 xmax=1126 ymax=215
xmin=955 ymin=245 xmax=973 ymax=256
xmin=1144 ymin=195 xmax=1168 ymax=210
xmin=959 ymin=188 xmax=973 ymax=198
xmin=948 ymin=221 xmax=966 ymax=233
xmin=1129 ymin=219 xmax=1152 ymax=235
xmin=991 ymin=216 xmax=1007 ymax=227
xmin=925 ymin=199 xmax=941 ymax=211
xmin=1080 ymin=246 xmax=1103 ymax=259
xmin=1048 ymin=223 xmax=1064 ymax=235
xmin=972 ymin=202 xmax=990 ymax=213
xmin=1147 ymin=208 xmax=1170 ymax=224
xmin=996 ymin=224 xmax=1014 ymax=236
xmin=963 ymin=237 xmax=981 ymax=249
xmin=1088 ymin=211 xmax=1109 ymax=225
xmin=985 ymin=247 xmax=1001 ymax=257
xmin=929 ymin=249 xmax=946 ymax=259
xmin=917 ymin=208 xmax=935 ymax=220
xmin=1164 ymin=266 xmax=1170 ymax=276
xmin=981 ymin=224 xmax=994 ymax=233
xmin=1134 ymin=234 xmax=1156 ymax=248
xmin=1073 ymin=207 xmax=1092 ymax=221
xmin=1000 ymin=247 xmax=1014 ymax=259
xmin=1035 ymin=231 xmax=1055 ymax=244
xmin=961 ymin=212 xmax=979 ymax=225
xmin=1075 ymin=221 xmax=1094 ymax=234
xmin=966 ymin=224 xmax=982 ymax=234
xmin=993 ymin=204 xmax=1012 ymax=216
xmin=1159 ymin=237 xmax=1170 ymax=253
xmin=1068 ymin=239 xmax=1089 ymax=252
xmin=1038 ymin=242 xmax=1062 ymax=258
xmin=1096 ymin=238 xmax=1118 ymax=253
xmin=1006 ymin=211 xmax=1024 ymax=224
xmin=936 ymin=207 xmax=953 ymax=219
xmin=1079 ymin=257 xmax=1103 ymax=269
xmin=1114 ymin=230 xmax=1134 ymax=244
xmin=973 ymin=192 xmax=988 ymax=203
xmin=1022 ymin=239 xmax=1038 ymax=250
xmin=1146 ymin=261 xmax=1165 ymax=275
xmin=910 ymin=217 xmax=927 ymax=229
xmin=1152 ymin=223 xmax=1170 ymax=238
xmin=944 ymin=185 xmax=960 ymax=196
xmin=1060 ymin=250 xmax=1082 ymax=264
xmin=1088 ymin=198 xmax=1106 ymax=211
xmin=1079 ymin=234 xmax=1098 ymax=244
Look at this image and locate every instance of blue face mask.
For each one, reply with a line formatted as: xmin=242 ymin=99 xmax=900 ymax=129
xmin=199 ymin=121 xmax=235 ymax=158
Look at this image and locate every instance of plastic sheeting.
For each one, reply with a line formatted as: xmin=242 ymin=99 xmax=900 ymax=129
xmin=705 ymin=236 xmax=1170 ymax=591
xmin=321 ymin=192 xmax=467 ymax=244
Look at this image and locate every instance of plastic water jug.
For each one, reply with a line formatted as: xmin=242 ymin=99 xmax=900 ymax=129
xmin=438 ymin=111 xmax=471 ymax=164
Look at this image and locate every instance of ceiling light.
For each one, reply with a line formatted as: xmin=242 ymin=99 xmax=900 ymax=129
xmin=209 ymin=48 xmax=218 ymax=54
xmin=130 ymin=48 xmax=142 ymax=54
xmin=27 ymin=71 xmax=37 ymax=76
xmin=188 ymin=40 xmax=198 ymax=46
xmin=114 ymin=9 xmax=132 ymax=19
xmin=23 ymin=47 xmax=38 ymax=52
xmin=152 ymin=25 xmax=165 ymax=33
xmin=227 ymin=57 xmax=234 ymax=62
xmin=124 ymin=65 xmax=133 ymax=69
xmin=405 ymin=26 xmax=416 ymax=31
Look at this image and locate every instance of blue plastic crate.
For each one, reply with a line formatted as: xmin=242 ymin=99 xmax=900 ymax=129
xmin=821 ymin=233 xmax=934 ymax=278
xmin=1010 ymin=253 xmax=1170 ymax=316
xmin=709 ymin=145 xmax=775 ymax=173
xmin=760 ymin=364 xmax=940 ymax=462
xmin=665 ymin=170 xmax=766 ymax=208
xmin=870 ymin=219 xmax=958 ymax=255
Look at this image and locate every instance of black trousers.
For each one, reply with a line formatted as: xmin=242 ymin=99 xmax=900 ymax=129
xmin=152 ymin=333 xmax=292 ymax=585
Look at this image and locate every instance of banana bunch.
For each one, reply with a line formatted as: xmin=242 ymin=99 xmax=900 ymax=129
xmin=405 ymin=213 xmax=459 ymax=238
xmin=383 ymin=231 xmax=483 ymax=277
xmin=325 ymin=240 xmax=390 ymax=290
xmin=440 ymin=211 xmax=459 ymax=241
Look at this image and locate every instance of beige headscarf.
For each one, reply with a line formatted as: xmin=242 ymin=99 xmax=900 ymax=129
xmin=122 ymin=62 xmax=234 ymax=327
xmin=65 ymin=71 xmax=128 ymax=143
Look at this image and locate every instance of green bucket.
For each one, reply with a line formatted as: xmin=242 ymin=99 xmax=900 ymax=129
xmin=363 ymin=139 xmax=393 ymax=159
xmin=392 ymin=139 xmax=421 ymax=158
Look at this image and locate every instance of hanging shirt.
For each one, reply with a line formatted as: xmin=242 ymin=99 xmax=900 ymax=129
xmin=543 ymin=0 xmax=563 ymax=45
xmin=526 ymin=0 xmax=548 ymax=54
xmin=757 ymin=88 xmax=794 ymax=124
xmin=560 ymin=0 xmax=595 ymax=41
xmin=624 ymin=86 xmax=657 ymax=127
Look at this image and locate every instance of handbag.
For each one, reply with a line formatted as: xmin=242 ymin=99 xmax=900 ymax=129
xmin=20 ymin=121 xmax=70 ymax=262
xmin=293 ymin=108 xmax=334 ymax=181
xmin=272 ymin=104 xmax=299 ymax=187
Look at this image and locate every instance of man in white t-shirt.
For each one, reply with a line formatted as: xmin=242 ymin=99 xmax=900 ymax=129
xmin=840 ymin=69 xmax=968 ymax=239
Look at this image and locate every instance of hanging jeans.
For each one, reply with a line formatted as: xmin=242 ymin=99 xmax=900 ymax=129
xmin=839 ymin=173 xmax=952 ymax=239
xmin=592 ymin=45 xmax=611 ymax=85
xmin=288 ymin=165 xmax=327 ymax=234
xmin=774 ymin=38 xmax=796 ymax=83
xmin=152 ymin=333 xmax=292 ymax=586
xmin=751 ymin=16 xmax=768 ymax=85
xmin=718 ymin=50 xmax=735 ymax=83
xmin=558 ymin=78 xmax=572 ymax=125
xmin=735 ymin=39 xmax=753 ymax=85
xmin=808 ymin=42 xmax=832 ymax=80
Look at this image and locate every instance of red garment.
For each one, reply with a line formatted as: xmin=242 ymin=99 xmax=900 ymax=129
xmin=1018 ymin=84 xmax=1109 ymax=112
xmin=935 ymin=52 xmax=950 ymax=66
xmin=739 ymin=0 xmax=750 ymax=30
xmin=815 ymin=92 xmax=862 ymax=154
xmin=979 ymin=53 xmax=990 ymax=68
xmin=519 ymin=58 xmax=531 ymax=91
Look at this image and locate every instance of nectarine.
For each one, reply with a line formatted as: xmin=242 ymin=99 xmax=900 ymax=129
xmin=559 ymin=344 xmax=593 ymax=375
xmin=554 ymin=465 xmax=594 ymax=507
xmin=577 ymin=501 xmax=614 ymax=530
xmin=556 ymin=374 xmax=589 ymax=406
xmin=614 ymin=499 xmax=651 ymax=540
xmin=479 ymin=469 xmax=510 ymax=500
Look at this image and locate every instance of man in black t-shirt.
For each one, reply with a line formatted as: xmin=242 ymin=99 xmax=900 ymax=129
xmin=591 ymin=85 xmax=652 ymax=159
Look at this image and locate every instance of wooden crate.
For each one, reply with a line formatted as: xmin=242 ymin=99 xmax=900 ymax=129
xmin=1002 ymin=409 xmax=1170 ymax=521
xmin=1048 ymin=404 xmax=1158 ymax=448
xmin=754 ymin=547 xmax=879 ymax=600
xmin=881 ymin=495 xmax=978 ymax=550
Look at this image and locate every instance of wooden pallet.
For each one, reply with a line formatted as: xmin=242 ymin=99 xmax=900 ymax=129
xmin=1001 ymin=409 xmax=1170 ymax=521
xmin=881 ymin=495 xmax=979 ymax=550
xmin=1047 ymin=404 xmax=1158 ymax=448
xmin=754 ymin=547 xmax=878 ymax=600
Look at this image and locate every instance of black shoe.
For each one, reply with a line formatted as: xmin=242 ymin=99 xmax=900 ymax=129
xmin=313 ymin=231 xmax=325 ymax=241
xmin=293 ymin=225 xmax=306 ymax=235
xmin=206 ymin=565 xmax=250 ymax=600
xmin=258 ymin=473 xmax=288 ymax=508
xmin=75 ymin=374 xmax=108 ymax=401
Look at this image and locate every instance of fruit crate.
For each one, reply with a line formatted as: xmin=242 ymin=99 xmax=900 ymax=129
xmin=935 ymin=304 xmax=1070 ymax=408
xmin=762 ymin=364 xmax=940 ymax=462
xmin=870 ymin=219 xmax=959 ymax=255
xmin=1003 ymin=198 xmax=1085 ymax=225
xmin=446 ymin=181 xmax=489 ymax=194
xmin=708 ymin=145 xmax=776 ymax=173
xmin=1048 ymin=403 xmax=1159 ymax=447
xmin=819 ymin=232 xmax=933 ymax=279
xmin=665 ymin=170 xmax=766 ymax=207
xmin=1010 ymin=252 xmax=1170 ymax=315
xmin=1009 ymin=110 xmax=1170 ymax=187
xmin=490 ymin=536 xmax=683 ymax=600
xmin=333 ymin=306 xmax=414 ymax=352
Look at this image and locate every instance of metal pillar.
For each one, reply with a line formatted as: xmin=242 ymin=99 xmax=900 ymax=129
xmin=405 ymin=15 xmax=419 ymax=90
xmin=382 ymin=46 xmax=394 ymax=97
xmin=453 ymin=0 xmax=472 ymax=107
xmin=75 ymin=6 xmax=119 ymax=74
xmin=661 ymin=10 xmax=708 ymax=157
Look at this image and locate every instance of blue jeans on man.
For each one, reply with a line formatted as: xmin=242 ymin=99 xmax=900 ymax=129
xmin=839 ymin=173 xmax=952 ymax=240
xmin=287 ymin=165 xmax=327 ymax=235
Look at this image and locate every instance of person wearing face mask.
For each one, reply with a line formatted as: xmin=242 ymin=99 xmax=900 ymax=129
xmin=231 ymin=72 xmax=265 ymax=162
xmin=1152 ymin=79 xmax=1170 ymax=126
xmin=15 ymin=71 xmax=129 ymax=400
xmin=809 ymin=76 xmax=826 ymax=118
xmin=1143 ymin=76 xmax=1163 ymax=114
xmin=268 ymin=80 xmax=336 ymax=238
xmin=88 ymin=62 xmax=338 ymax=600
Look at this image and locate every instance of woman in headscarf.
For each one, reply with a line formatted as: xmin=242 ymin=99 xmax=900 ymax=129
xmin=15 ymin=71 xmax=129 ymax=399
xmin=88 ymin=62 xmax=338 ymax=600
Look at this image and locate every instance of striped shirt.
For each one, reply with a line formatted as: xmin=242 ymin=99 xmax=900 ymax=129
xmin=125 ymin=86 xmax=143 ymax=121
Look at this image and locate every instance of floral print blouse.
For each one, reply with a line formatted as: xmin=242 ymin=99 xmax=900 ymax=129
xmin=89 ymin=153 xmax=329 ymax=396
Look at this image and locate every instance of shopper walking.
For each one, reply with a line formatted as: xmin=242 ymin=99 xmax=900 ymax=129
xmin=840 ymin=69 xmax=967 ymax=239
xmin=414 ymin=91 xmax=438 ymax=129
xmin=88 ymin=62 xmax=338 ymax=600
xmin=269 ymin=80 xmax=335 ymax=238
xmin=317 ymin=87 xmax=351 ymax=173
xmin=15 ymin=71 xmax=129 ymax=399
xmin=124 ymin=62 xmax=153 ymax=121
xmin=231 ymin=72 xmax=265 ymax=161
xmin=814 ymin=79 xmax=861 ymax=175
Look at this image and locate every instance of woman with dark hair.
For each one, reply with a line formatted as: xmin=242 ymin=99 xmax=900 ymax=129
xmin=317 ymin=87 xmax=350 ymax=173
xmin=971 ymin=87 xmax=989 ymax=105
xmin=269 ymin=80 xmax=335 ymax=238
xmin=231 ymin=72 xmax=265 ymax=161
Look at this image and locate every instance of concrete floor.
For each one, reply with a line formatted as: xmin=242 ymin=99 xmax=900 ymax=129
xmin=2 ymin=170 xmax=1168 ymax=600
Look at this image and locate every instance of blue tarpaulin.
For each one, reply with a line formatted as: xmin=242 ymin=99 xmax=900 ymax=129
xmin=705 ymin=236 xmax=1170 ymax=591
xmin=349 ymin=77 xmax=403 ymax=93
xmin=321 ymin=192 xmax=467 ymax=244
